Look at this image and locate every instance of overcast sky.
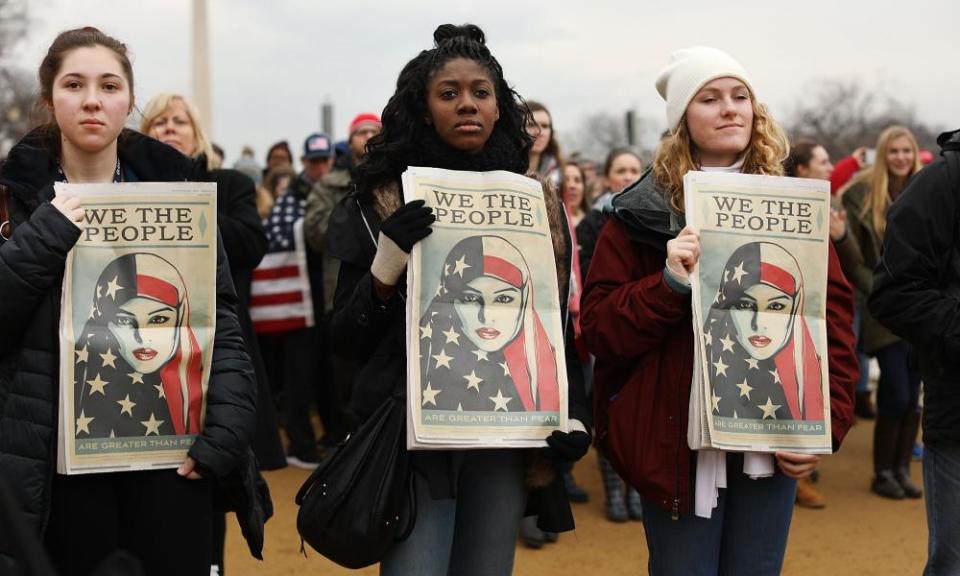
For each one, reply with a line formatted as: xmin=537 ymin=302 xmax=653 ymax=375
xmin=13 ymin=0 xmax=960 ymax=167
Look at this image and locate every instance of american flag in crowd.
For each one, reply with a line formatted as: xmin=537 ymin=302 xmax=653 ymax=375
xmin=250 ymin=192 xmax=315 ymax=333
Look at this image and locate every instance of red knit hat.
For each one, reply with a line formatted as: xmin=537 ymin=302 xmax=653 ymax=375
xmin=349 ymin=113 xmax=382 ymax=136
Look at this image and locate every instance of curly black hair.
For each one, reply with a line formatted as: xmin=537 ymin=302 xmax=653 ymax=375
xmin=354 ymin=24 xmax=532 ymax=195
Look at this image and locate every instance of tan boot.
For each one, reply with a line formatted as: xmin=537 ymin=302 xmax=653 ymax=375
xmin=795 ymin=477 xmax=826 ymax=509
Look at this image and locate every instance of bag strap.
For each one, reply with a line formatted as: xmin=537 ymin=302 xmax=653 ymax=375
xmin=0 ymin=184 xmax=11 ymax=241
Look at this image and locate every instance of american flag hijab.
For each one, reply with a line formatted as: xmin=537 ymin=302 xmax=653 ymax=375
xmin=74 ymin=253 xmax=204 ymax=439
xmin=418 ymin=235 xmax=560 ymax=413
xmin=704 ymin=242 xmax=824 ymax=421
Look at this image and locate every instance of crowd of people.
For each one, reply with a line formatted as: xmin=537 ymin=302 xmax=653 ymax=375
xmin=0 ymin=22 xmax=957 ymax=576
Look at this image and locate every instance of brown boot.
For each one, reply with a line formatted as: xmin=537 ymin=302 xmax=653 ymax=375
xmin=795 ymin=477 xmax=826 ymax=509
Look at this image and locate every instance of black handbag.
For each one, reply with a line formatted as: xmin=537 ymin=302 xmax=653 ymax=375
xmin=295 ymin=392 xmax=416 ymax=568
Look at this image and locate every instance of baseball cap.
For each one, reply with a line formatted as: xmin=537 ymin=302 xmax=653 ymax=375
xmin=302 ymin=133 xmax=334 ymax=160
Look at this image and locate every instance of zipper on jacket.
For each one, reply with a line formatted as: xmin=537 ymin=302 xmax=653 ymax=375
xmin=672 ymin=429 xmax=681 ymax=521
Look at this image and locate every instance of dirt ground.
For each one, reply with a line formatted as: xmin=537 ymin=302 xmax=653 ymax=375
xmin=224 ymin=419 xmax=927 ymax=575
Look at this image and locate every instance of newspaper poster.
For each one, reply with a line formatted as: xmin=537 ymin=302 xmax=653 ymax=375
xmin=403 ymin=167 xmax=568 ymax=449
xmin=57 ymin=183 xmax=217 ymax=474
xmin=685 ymin=171 xmax=832 ymax=454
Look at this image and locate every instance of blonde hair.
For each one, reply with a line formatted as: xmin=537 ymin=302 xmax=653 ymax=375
xmin=847 ymin=125 xmax=922 ymax=238
xmin=653 ymin=99 xmax=789 ymax=213
xmin=139 ymin=93 xmax=215 ymax=170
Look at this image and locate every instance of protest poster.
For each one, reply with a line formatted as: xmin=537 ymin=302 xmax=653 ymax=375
xmin=403 ymin=167 xmax=568 ymax=449
xmin=684 ymin=171 xmax=832 ymax=454
xmin=57 ymin=183 xmax=217 ymax=474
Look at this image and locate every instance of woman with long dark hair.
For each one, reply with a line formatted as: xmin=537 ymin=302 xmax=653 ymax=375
xmin=0 ymin=27 xmax=263 ymax=575
xmin=327 ymin=24 xmax=590 ymax=575
xmin=526 ymin=100 xmax=564 ymax=187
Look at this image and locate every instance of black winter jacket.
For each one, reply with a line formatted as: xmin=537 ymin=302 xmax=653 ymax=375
xmin=204 ymin=167 xmax=285 ymax=470
xmin=327 ymin=185 xmax=591 ymax=533
xmin=0 ymin=129 xmax=262 ymax=569
xmin=870 ymin=128 xmax=960 ymax=446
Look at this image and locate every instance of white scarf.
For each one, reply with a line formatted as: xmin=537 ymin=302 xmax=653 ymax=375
xmin=693 ymin=156 xmax=775 ymax=519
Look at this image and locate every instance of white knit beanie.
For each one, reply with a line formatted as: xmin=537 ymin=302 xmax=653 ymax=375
xmin=655 ymin=47 xmax=753 ymax=132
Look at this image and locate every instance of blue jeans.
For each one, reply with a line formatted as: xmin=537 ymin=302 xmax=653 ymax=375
xmin=924 ymin=442 xmax=960 ymax=575
xmin=380 ymin=450 xmax=527 ymax=576
xmin=641 ymin=453 xmax=796 ymax=576
xmin=852 ymin=303 xmax=871 ymax=393
xmin=874 ymin=341 xmax=921 ymax=417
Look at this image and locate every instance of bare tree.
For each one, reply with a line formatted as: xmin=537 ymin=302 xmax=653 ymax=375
xmin=563 ymin=112 xmax=629 ymax=163
xmin=785 ymin=79 xmax=942 ymax=158
xmin=0 ymin=68 xmax=35 ymax=157
xmin=0 ymin=0 xmax=27 ymax=61
xmin=0 ymin=0 xmax=32 ymax=158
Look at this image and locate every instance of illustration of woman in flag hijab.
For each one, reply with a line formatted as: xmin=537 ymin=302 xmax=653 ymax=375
xmin=73 ymin=253 xmax=205 ymax=439
xmin=704 ymin=242 xmax=824 ymax=421
xmin=418 ymin=235 xmax=560 ymax=413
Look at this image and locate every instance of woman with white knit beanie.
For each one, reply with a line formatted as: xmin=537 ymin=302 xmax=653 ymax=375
xmin=580 ymin=46 xmax=858 ymax=574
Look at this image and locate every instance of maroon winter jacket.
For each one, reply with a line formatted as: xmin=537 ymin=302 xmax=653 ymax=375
xmin=580 ymin=176 xmax=858 ymax=518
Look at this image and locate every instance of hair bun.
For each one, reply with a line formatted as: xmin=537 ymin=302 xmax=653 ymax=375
xmin=433 ymin=24 xmax=485 ymax=46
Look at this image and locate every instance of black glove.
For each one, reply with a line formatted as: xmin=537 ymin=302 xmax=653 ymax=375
xmin=380 ymin=199 xmax=435 ymax=253
xmin=545 ymin=428 xmax=591 ymax=463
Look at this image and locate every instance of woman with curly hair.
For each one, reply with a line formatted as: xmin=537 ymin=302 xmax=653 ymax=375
xmin=326 ymin=23 xmax=590 ymax=575
xmin=581 ymin=47 xmax=857 ymax=575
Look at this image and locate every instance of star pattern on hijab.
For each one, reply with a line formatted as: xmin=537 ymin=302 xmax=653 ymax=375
xmin=707 ymin=311 xmax=796 ymax=421
xmin=74 ymin=327 xmax=177 ymax=439
xmin=419 ymin=242 xmax=527 ymax=413
xmin=706 ymin=246 xmax=800 ymax=423
xmin=71 ymin=253 xmax=206 ymax=441
xmin=420 ymin=307 xmax=524 ymax=412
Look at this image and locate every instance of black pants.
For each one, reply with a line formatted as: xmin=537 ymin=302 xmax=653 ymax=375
xmin=314 ymin=315 xmax=356 ymax=442
xmin=259 ymin=327 xmax=320 ymax=460
xmin=875 ymin=341 xmax=921 ymax=417
xmin=45 ymin=470 xmax=213 ymax=576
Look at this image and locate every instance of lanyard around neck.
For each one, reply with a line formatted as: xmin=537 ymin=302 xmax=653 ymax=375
xmin=57 ymin=157 xmax=122 ymax=184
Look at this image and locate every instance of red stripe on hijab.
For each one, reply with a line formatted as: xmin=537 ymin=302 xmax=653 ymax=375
xmin=483 ymin=256 xmax=523 ymax=288
xmin=136 ymin=275 xmax=179 ymax=306
xmin=760 ymin=263 xmax=796 ymax=295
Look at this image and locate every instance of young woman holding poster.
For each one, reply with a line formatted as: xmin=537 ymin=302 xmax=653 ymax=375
xmin=0 ymin=28 xmax=264 ymax=575
xmin=834 ymin=126 xmax=925 ymax=500
xmin=580 ymin=47 xmax=858 ymax=575
xmin=326 ymin=24 xmax=590 ymax=575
